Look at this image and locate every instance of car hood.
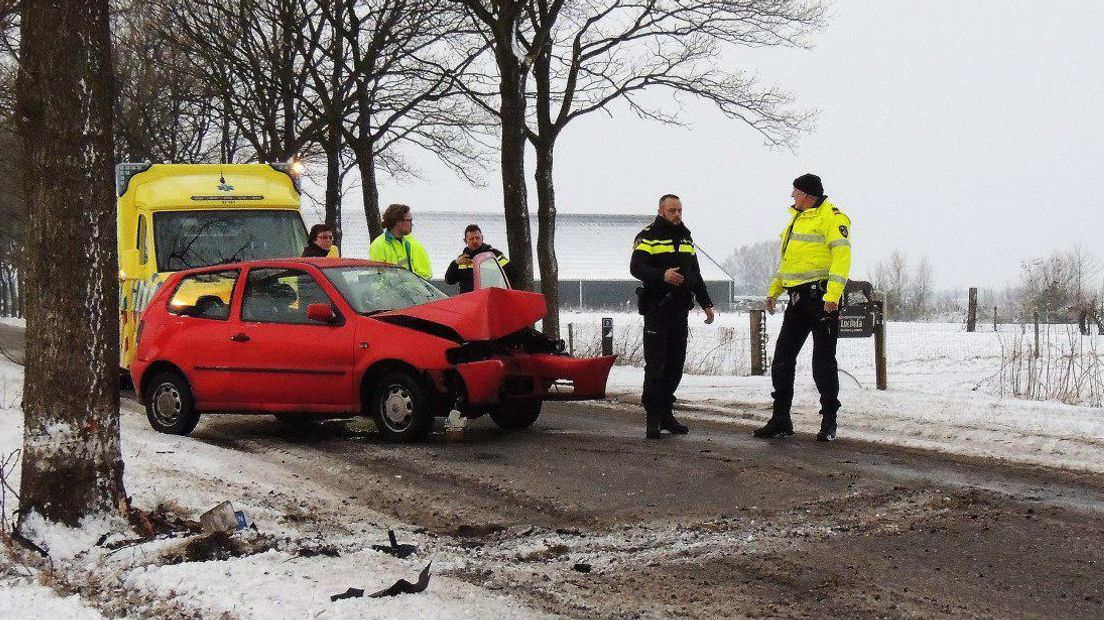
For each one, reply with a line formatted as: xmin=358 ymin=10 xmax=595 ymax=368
xmin=374 ymin=287 xmax=546 ymax=341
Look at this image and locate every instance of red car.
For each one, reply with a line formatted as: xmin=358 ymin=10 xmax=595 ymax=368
xmin=130 ymin=255 xmax=615 ymax=441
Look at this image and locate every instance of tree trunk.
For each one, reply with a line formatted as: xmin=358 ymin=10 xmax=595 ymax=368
xmin=279 ymin=0 xmax=297 ymax=161
xmin=16 ymin=0 xmax=127 ymax=526
xmin=324 ymin=143 xmax=342 ymax=246
xmin=356 ymin=146 xmax=382 ymax=240
xmin=221 ymin=90 xmax=232 ymax=162
xmin=324 ymin=0 xmax=344 ymax=247
xmin=534 ymin=142 xmax=560 ymax=338
xmin=496 ymin=53 xmax=533 ymax=291
xmin=0 ymin=265 xmax=8 ymax=316
xmin=16 ymin=267 xmax=24 ymax=318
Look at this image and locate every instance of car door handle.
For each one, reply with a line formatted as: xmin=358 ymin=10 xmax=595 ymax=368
xmin=230 ymin=332 xmax=250 ymax=342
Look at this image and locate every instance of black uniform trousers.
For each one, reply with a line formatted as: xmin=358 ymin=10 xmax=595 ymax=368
xmin=770 ymin=281 xmax=841 ymax=420
xmin=642 ymin=306 xmax=689 ymax=424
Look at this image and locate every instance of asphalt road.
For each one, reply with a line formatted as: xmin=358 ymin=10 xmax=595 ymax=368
xmin=5 ymin=321 xmax=1103 ymax=618
xmin=189 ymin=402 xmax=1104 ymax=619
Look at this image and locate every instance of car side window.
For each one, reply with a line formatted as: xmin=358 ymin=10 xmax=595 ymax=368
xmin=242 ymin=268 xmax=332 ymax=325
xmin=168 ymin=270 xmax=238 ymax=320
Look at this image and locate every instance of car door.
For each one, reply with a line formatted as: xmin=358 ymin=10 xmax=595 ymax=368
xmin=162 ymin=269 xmax=238 ymax=407
xmin=224 ymin=267 xmax=355 ymax=412
xmin=472 ymin=251 xmax=511 ymax=290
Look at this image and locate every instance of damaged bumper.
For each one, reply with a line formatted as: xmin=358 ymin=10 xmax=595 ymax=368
xmin=454 ymin=353 xmax=616 ymax=405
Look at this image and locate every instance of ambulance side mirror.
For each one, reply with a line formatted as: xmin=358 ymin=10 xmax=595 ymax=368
xmin=119 ymin=249 xmax=141 ymax=280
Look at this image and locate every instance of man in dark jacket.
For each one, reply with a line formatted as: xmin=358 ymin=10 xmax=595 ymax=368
xmin=630 ymin=194 xmax=715 ymax=439
xmin=445 ymin=224 xmax=511 ymax=293
xmin=301 ymin=224 xmax=336 ymax=257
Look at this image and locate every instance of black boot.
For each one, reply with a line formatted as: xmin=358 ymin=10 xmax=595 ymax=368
xmin=661 ymin=413 xmax=689 ymax=435
xmin=753 ymin=416 xmax=794 ymax=439
xmin=816 ymin=415 xmax=837 ymax=442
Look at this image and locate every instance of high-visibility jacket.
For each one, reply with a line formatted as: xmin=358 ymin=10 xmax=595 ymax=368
xmin=767 ymin=198 xmax=851 ymax=303
xmin=630 ymin=216 xmax=713 ymax=312
xmin=368 ymin=231 xmax=432 ymax=279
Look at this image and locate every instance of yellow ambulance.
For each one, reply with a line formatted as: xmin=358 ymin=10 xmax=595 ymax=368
xmin=117 ymin=163 xmax=308 ymax=370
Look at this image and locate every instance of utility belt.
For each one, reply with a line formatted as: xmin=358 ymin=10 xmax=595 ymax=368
xmin=636 ymin=286 xmax=692 ymax=315
xmin=785 ymin=279 xmax=828 ymax=305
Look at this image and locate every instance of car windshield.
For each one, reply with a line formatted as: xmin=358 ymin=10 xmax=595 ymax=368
xmin=153 ymin=210 xmax=308 ymax=271
xmin=323 ymin=266 xmax=446 ymax=314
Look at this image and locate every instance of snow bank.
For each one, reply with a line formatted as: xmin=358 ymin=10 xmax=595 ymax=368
xmin=0 ymin=354 xmax=543 ymax=618
xmin=0 ymin=579 xmax=103 ymax=619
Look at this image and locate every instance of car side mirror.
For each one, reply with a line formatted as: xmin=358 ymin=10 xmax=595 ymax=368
xmin=307 ymin=303 xmax=337 ymax=324
xmin=119 ymin=248 xmax=141 ymax=280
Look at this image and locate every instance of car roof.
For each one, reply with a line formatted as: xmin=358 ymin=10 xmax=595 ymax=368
xmin=172 ymin=258 xmax=395 ymax=276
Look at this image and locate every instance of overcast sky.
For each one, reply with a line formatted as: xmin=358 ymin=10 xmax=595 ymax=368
xmin=313 ymin=0 xmax=1104 ymax=291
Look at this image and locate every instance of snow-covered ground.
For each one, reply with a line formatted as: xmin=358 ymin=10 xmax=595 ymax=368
xmin=0 ymin=349 xmax=542 ymax=619
xmin=1 ymin=311 xmax=1103 ymax=614
xmin=562 ymin=310 xmax=1104 ymax=473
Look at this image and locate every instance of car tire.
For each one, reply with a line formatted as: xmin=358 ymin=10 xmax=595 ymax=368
xmin=489 ymin=400 xmax=542 ymax=431
xmin=371 ymin=371 xmax=434 ymax=442
xmin=144 ymin=371 xmax=200 ymax=435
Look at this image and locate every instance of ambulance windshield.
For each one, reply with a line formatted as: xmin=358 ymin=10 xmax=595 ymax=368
xmin=153 ymin=210 xmax=308 ymax=271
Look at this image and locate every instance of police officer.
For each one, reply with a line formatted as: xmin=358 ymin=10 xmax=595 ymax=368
xmin=444 ymin=224 xmax=511 ymax=293
xmin=630 ymin=194 xmax=715 ymax=439
xmin=755 ymin=173 xmax=851 ymax=442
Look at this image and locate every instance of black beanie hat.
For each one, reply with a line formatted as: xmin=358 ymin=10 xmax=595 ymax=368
xmin=793 ymin=173 xmax=824 ymax=197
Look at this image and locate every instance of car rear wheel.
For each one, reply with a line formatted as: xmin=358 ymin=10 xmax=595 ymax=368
xmin=144 ymin=371 xmax=200 ymax=435
xmin=371 ymin=371 xmax=434 ymax=442
xmin=489 ymin=400 xmax=542 ymax=431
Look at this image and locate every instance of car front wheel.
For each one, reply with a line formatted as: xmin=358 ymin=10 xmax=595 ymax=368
xmin=371 ymin=371 xmax=434 ymax=442
xmin=489 ymin=400 xmax=542 ymax=431
xmin=144 ymin=371 xmax=200 ymax=435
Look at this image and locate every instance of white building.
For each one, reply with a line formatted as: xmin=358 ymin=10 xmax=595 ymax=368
xmin=335 ymin=211 xmax=733 ymax=310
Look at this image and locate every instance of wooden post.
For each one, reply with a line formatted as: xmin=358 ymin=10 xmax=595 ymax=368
xmin=966 ymin=287 xmax=978 ymax=332
xmin=1033 ymin=311 xmax=1040 ymax=359
xmin=601 ymin=317 xmax=613 ymax=356
xmin=750 ymin=309 xmax=765 ymax=376
xmin=874 ymin=292 xmax=888 ymax=390
xmin=567 ymin=323 xmax=574 ymax=356
xmin=993 ymin=306 xmax=998 ymax=332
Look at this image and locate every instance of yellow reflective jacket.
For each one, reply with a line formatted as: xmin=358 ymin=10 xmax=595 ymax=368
xmin=767 ymin=198 xmax=852 ymax=303
xmin=368 ymin=231 xmax=432 ymax=280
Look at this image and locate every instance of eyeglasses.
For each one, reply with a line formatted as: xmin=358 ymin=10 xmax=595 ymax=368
xmin=317 ymin=234 xmax=334 ymax=240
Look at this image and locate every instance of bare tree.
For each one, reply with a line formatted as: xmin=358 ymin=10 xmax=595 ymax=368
xmin=17 ymin=0 xmax=126 ymax=524
xmin=329 ymin=0 xmax=490 ymax=240
xmin=873 ymin=251 xmax=936 ymax=320
xmin=113 ymin=0 xmax=222 ymax=163
xmin=516 ymin=0 xmax=824 ymax=336
xmin=873 ymin=251 xmax=911 ymax=320
xmin=724 ymin=240 xmax=777 ymax=295
xmin=1018 ymin=246 xmax=1100 ymax=324
xmin=452 ymin=0 xmax=565 ymax=291
xmin=168 ymin=0 xmax=330 ymax=163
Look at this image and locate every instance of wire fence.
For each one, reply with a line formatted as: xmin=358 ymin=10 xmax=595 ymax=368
xmin=562 ymin=311 xmax=1104 ymax=408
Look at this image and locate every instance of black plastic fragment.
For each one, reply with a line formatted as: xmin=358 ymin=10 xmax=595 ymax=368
xmin=330 ymin=587 xmax=365 ymax=601
xmin=369 ymin=562 xmax=432 ymax=598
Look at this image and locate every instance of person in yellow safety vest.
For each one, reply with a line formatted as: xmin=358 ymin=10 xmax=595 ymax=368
xmin=368 ymin=203 xmax=432 ymax=279
xmin=755 ymin=173 xmax=851 ymax=443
